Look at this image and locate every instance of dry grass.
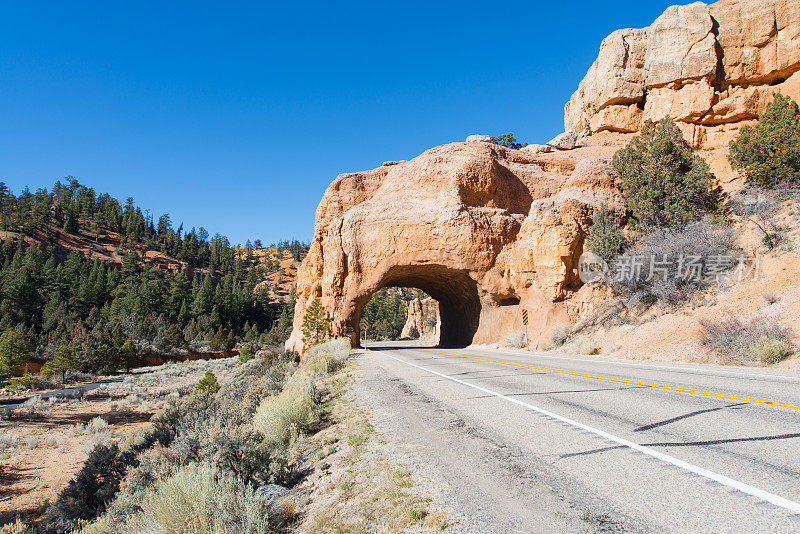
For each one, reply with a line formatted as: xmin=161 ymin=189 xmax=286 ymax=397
xmin=253 ymin=371 xmax=317 ymax=448
xmin=700 ymin=315 xmax=794 ymax=365
xmin=253 ymin=339 xmax=350 ymax=448
xmin=549 ymin=323 xmax=571 ymax=347
xmin=569 ymin=335 xmax=598 ymax=355
xmin=504 ymin=330 xmax=527 ymax=349
xmin=293 ymin=365 xmax=449 ymax=534
xmin=0 ymin=519 xmax=29 ymax=534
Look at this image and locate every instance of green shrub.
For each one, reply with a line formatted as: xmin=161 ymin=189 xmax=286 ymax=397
xmin=613 ymin=118 xmax=721 ymax=230
xmin=253 ymin=371 xmax=317 ymax=448
xmin=3 ymin=372 xmax=42 ymax=390
xmin=238 ymin=344 xmax=256 ymax=364
xmin=729 ymin=94 xmax=800 ymax=188
xmin=586 ymin=205 xmax=627 ymax=263
xmin=490 ymin=133 xmax=526 ymax=149
xmin=743 ymin=337 xmax=793 ymax=365
xmin=196 ymin=370 xmax=220 ymax=395
xmin=120 ymin=464 xmax=272 ymax=534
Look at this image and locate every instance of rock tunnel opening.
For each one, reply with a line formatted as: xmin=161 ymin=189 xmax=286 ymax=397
xmin=360 ymin=287 xmax=439 ymax=343
xmin=355 ymin=264 xmax=481 ymax=348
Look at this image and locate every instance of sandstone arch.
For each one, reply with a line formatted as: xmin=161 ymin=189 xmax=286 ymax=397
xmin=286 ymin=142 xmax=625 ymax=353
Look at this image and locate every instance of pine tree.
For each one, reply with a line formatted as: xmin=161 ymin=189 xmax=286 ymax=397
xmin=43 ymin=339 xmax=79 ymax=381
xmin=210 ymin=325 xmax=226 ymax=351
xmin=224 ymin=329 xmax=237 ymax=352
xmin=0 ymin=329 xmax=29 ymax=381
xmin=196 ymin=370 xmax=220 ymax=395
xmin=119 ymin=340 xmax=139 ymax=373
xmin=162 ymin=324 xmax=187 ymax=351
xmin=176 ymin=299 xmax=190 ymax=326
xmin=192 ymin=273 xmax=214 ymax=316
xmin=613 ymin=118 xmax=721 ymax=230
xmin=301 ymin=297 xmax=330 ymax=348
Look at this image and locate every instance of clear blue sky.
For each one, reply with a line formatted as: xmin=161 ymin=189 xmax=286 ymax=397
xmin=0 ymin=1 xmax=676 ymax=245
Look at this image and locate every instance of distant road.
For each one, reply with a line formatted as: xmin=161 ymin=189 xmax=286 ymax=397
xmin=0 ymin=376 xmax=124 ymax=409
xmin=356 ymin=341 xmax=800 ymax=533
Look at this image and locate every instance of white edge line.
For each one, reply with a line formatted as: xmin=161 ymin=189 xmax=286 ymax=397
xmin=380 ymin=351 xmax=800 ymax=515
xmin=476 ymin=348 xmax=800 ymax=382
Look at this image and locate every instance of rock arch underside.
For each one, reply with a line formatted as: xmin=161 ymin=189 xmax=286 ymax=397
xmin=287 ymin=0 xmax=800 ymax=353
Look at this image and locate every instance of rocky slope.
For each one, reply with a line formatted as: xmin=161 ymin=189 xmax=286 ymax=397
xmin=566 ymin=0 xmax=800 ymax=148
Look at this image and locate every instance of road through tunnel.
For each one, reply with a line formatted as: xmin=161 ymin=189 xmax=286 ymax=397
xmin=354 ymin=264 xmax=481 ymax=348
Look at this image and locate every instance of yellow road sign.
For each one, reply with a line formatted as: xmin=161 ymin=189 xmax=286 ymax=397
xmin=522 ymin=309 xmax=528 ymax=325
xmin=360 ymin=317 xmax=369 ymax=330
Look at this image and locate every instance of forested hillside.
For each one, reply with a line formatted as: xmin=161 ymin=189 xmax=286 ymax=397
xmin=0 ymin=178 xmax=308 ymax=376
xmin=361 ymin=287 xmax=436 ymax=340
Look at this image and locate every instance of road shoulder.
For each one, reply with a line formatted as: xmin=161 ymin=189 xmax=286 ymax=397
xmin=353 ymin=349 xmax=610 ymax=534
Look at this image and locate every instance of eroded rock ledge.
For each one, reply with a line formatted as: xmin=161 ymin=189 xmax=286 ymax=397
xmin=565 ymin=0 xmax=800 ymax=148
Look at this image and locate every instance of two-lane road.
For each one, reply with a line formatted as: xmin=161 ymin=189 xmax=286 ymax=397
xmin=357 ymin=342 xmax=800 ymax=532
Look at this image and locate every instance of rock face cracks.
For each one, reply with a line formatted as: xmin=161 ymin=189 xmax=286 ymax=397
xmin=286 ymin=143 xmax=624 ymax=352
xmin=565 ymin=0 xmax=800 ymax=147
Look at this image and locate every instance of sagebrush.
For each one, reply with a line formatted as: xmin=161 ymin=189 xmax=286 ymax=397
xmin=699 ymin=316 xmax=794 ymax=365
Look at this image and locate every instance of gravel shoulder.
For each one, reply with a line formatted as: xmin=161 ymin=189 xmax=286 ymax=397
xmin=352 ymin=349 xmax=604 ymax=534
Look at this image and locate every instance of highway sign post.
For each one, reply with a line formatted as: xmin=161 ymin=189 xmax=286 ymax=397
xmin=522 ymin=309 xmax=529 ymax=350
xmin=360 ymin=316 xmax=369 ymax=347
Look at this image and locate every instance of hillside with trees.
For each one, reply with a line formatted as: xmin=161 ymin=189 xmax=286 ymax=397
xmin=0 ymin=178 xmax=309 ymax=378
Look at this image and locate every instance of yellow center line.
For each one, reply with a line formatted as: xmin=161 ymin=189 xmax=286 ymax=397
xmin=422 ymin=349 xmax=800 ymax=411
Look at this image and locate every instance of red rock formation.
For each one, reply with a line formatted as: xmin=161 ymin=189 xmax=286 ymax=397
xmin=286 ymin=142 xmax=624 ymax=352
xmin=286 ymin=0 xmax=796 ymax=353
xmin=565 ymin=0 xmax=800 ymax=148
xmin=401 ymin=298 xmax=440 ymax=340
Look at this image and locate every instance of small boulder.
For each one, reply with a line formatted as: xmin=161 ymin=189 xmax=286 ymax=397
xmin=546 ymin=130 xmax=578 ymax=150
xmin=466 ymin=134 xmax=492 ymax=143
xmin=521 ymin=144 xmax=552 ymax=154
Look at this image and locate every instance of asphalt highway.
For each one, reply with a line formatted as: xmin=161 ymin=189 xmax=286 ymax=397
xmin=359 ymin=341 xmax=800 ymax=532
